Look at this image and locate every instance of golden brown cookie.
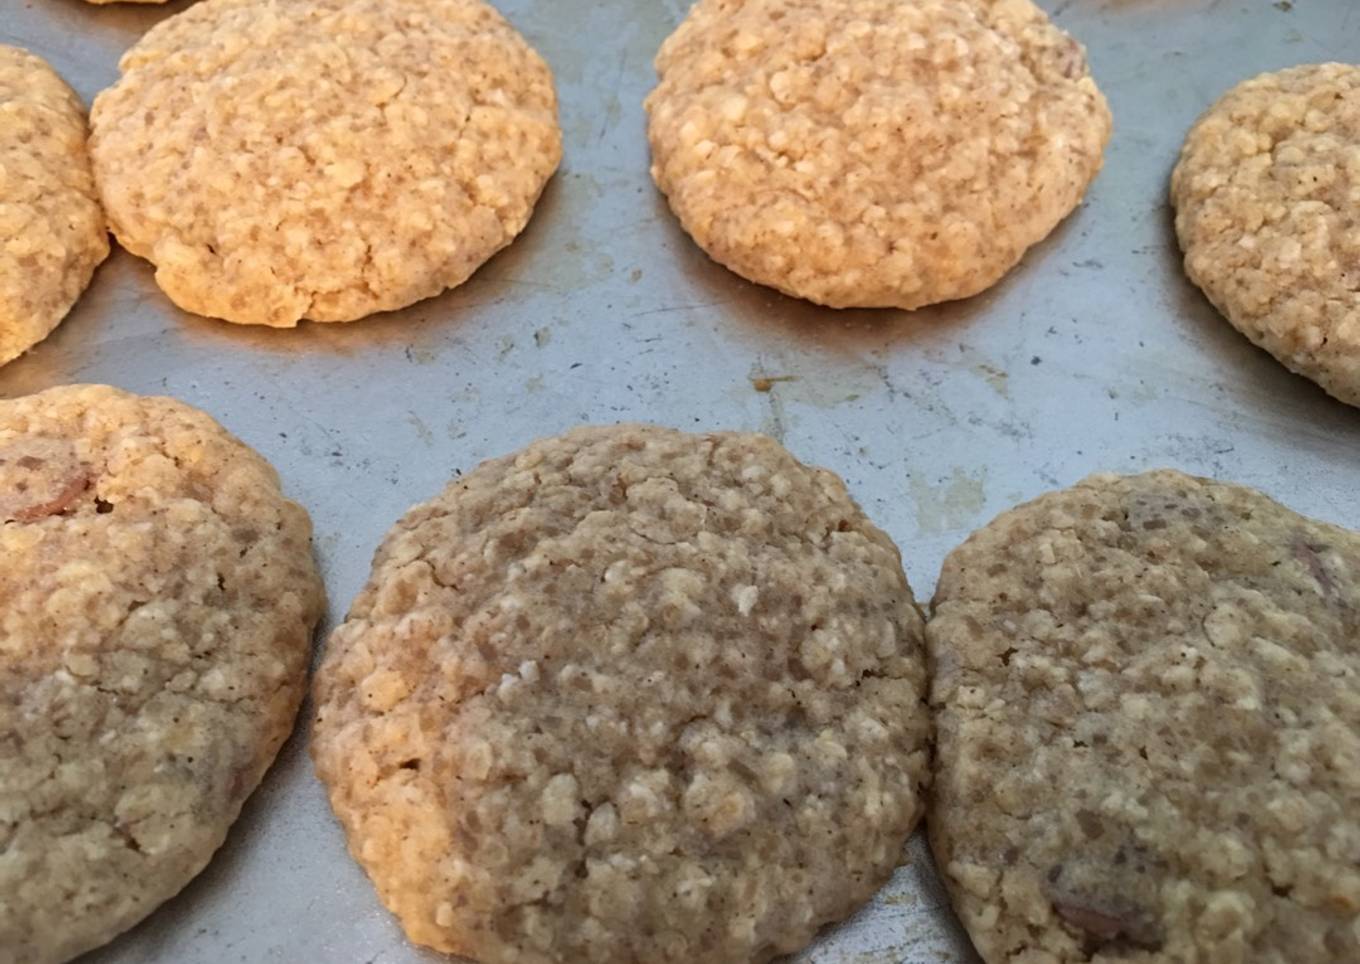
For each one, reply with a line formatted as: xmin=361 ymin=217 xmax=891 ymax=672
xmin=312 ymin=424 xmax=930 ymax=963
xmin=928 ymin=470 xmax=1360 ymax=964
xmin=89 ymin=0 xmax=561 ymax=327
xmin=0 ymin=385 xmax=325 ymax=964
xmin=1172 ymin=63 xmax=1360 ymax=407
xmin=0 ymin=46 xmax=109 ymax=366
xmin=645 ymin=0 xmax=1111 ymax=309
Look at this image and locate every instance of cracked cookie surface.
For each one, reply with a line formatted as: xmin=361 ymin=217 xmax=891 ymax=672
xmin=312 ymin=424 xmax=930 ymax=963
xmin=0 ymin=46 xmax=108 ymax=366
xmin=1172 ymin=63 xmax=1360 ymax=407
xmin=0 ymin=385 xmax=325 ymax=964
xmin=88 ymin=0 xmax=560 ymax=327
xmin=645 ymin=0 xmax=1110 ymax=309
xmin=927 ymin=470 xmax=1360 ymax=964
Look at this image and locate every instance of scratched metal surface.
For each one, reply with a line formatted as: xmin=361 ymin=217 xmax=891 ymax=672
xmin=3 ymin=0 xmax=1358 ymax=961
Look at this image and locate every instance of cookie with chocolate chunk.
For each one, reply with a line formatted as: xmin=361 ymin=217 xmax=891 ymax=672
xmin=0 ymin=385 xmax=324 ymax=964
xmin=312 ymin=424 xmax=930 ymax=963
xmin=927 ymin=470 xmax=1360 ymax=964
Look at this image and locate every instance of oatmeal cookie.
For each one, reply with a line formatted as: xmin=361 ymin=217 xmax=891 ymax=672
xmin=928 ymin=470 xmax=1360 ymax=964
xmin=0 ymin=385 xmax=325 ymax=964
xmin=0 ymin=46 xmax=108 ymax=366
xmin=89 ymin=0 xmax=561 ymax=327
xmin=312 ymin=424 xmax=930 ymax=963
xmin=645 ymin=0 xmax=1111 ymax=309
xmin=1172 ymin=63 xmax=1360 ymax=407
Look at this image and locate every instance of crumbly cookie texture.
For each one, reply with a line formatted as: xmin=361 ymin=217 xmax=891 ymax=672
xmin=0 ymin=46 xmax=109 ymax=366
xmin=645 ymin=0 xmax=1110 ymax=309
xmin=89 ymin=0 xmax=561 ymax=327
xmin=1172 ymin=63 xmax=1360 ymax=407
xmin=0 ymin=385 xmax=325 ymax=964
xmin=312 ymin=425 xmax=930 ymax=963
xmin=927 ymin=470 xmax=1360 ymax=964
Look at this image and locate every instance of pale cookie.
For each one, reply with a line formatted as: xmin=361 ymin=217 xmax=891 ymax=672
xmin=0 ymin=385 xmax=325 ymax=964
xmin=645 ymin=0 xmax=1111 ymax=309
xmin=312 ymin=425 xmax=930 ymax=963
xmin=89 ymin=0 xmax=561 ymax=327
xmin=1172 ymin=64 xmax=1360 ymax=407
xmin=0 ymin=46 xmax=109 ymax=367
xmin=927 ymin=470 xmax=1360 ymax=964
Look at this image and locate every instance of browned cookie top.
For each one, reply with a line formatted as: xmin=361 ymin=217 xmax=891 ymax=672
xmin=313 ymin=424 xmax=930 ymax=963
xmin=0 ymin=46 xmax=108 ymax=365
xmin=1173 ymin=63 xmax=1360 ymax=407
xmin=90 ymin=0 xmax=560 ymax=326
xmin=647 ymin=0 xmax=1110 ymax=308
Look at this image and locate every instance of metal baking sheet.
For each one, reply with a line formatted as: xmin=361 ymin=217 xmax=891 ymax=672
xmin=4 ymin=0 xmax=1357 ymax=961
